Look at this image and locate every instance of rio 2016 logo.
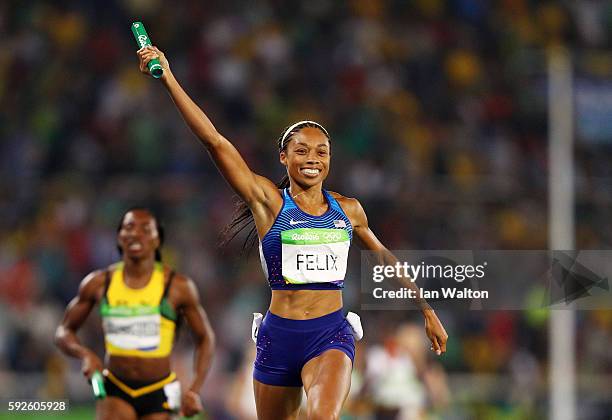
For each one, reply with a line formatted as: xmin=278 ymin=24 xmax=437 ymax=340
xmin=323 ymin=231 xmax=343 ymax=242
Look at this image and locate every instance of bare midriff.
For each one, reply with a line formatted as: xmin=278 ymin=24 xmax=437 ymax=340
xmin=107 ymin=355 xmax=171 ymax=382
xmin=269 ymin=289 xmax=343 ymax=319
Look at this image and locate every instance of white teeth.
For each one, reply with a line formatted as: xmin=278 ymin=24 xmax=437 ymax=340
xmin=129 ymin=243 xmax=143 ymax=251
xmin=302 ymin=168 xmax=320 ymax=175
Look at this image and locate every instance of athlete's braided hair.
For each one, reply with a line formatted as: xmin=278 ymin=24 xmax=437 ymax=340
xmin=220 ymin=121 xmax=330 ymax=251
xmin=116 ymin=207 xmax=165 ymax=262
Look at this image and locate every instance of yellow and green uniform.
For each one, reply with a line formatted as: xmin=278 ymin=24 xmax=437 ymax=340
xmin=100 ymin=262 xmax=177 ymax=358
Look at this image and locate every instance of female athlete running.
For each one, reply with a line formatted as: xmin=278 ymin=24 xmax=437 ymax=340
xmin=137 ymin=46 xmax=447 ymax=420
xmin=55 ymin=208 xmax=215 ymax=419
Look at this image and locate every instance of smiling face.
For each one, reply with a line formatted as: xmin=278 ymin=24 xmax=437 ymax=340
xmin=117 ymin=210 xmax=160 ymax=261
xmin=280 ymin=126 xmax=331 ymax=188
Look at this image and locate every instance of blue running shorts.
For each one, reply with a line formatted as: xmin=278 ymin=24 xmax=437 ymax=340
xmin=253 ymin=309 xmax=355 ymax=387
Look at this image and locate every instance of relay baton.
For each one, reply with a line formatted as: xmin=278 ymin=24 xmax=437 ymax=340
xmin=91 ymin=370 xmax=106 ymax=399
xmin=131 ymin=21 xmax=163 ymax=78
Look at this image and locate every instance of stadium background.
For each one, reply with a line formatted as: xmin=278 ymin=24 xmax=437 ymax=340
xmin=1 ymin=1 xmax=611 ymax=419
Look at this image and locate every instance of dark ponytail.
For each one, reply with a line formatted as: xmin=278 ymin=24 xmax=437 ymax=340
xmin=220 ymin=121 xmax=330 ymax=252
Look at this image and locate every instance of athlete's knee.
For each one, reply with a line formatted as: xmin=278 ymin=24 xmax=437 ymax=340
xmin=307 ymin=402 xmax=341 ymax=420
xmin=308 ymin=410 xmax=340 ymax=420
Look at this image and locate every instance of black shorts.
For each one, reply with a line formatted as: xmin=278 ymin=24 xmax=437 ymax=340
xmin=104 ymin=370 xmax=179 ymax=417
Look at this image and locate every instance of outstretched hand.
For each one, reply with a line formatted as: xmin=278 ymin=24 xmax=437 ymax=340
xmin=424 ymin=310 xmax=448 ymax=356
xmin=137 ymin=45 xmax=170 ymax=77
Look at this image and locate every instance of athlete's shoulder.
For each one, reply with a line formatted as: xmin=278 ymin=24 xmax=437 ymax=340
xmin=165 ymin=269 xmax=190 ymax=287
xmin=164 ymin=269 xmax=200 ymax=302
xmin=328 ymin=191 xmax=364 ymax=213
xmin=327 ymin=191 xmax=367 ymax=226
xmin=81 ymin=269 xmax=107 ymax=286
xmin=107 ymin=262 xmax=122 ymax=273
xmin=78 ymin=269 xmax=107 ymax=300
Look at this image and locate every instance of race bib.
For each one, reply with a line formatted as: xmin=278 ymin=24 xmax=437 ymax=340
xmin=102 ymin=309 xmax=161 ymax=350
xmin=281 ymin=228 xmax=350 ymax=284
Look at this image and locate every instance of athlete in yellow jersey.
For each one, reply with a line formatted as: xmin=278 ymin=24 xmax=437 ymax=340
xmin=55 ymin=208 xmax=215 ymax=419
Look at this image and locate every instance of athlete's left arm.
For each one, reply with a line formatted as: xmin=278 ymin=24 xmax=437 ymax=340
xmin=340 ymin=196 xmax=449 ymax=356
xmin=173 ymin=275 xmax=216 ymax=415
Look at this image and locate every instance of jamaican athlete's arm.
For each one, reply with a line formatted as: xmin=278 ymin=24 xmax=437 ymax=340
xmin=171 ymin=274 xmax=215 ymax=400
xmin=54 ymin=271 xmax=105 ymax=378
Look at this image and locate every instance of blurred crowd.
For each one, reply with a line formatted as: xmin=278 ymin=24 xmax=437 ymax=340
xmin=1 ymin=0 xmax=611 ymax=418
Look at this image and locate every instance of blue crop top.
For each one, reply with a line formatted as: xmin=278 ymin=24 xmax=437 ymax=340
xmin=259 ymin=188 xmax=353 ymax=290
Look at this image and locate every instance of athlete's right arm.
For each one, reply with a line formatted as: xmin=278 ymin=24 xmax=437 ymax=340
xmin=54 ymin=271 xmax=105 ymax=378
xmin=137 ymin=46 xmax=278 ymax=208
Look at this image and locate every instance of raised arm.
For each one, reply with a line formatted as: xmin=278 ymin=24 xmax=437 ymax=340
xmin=54 ymin=271 xmax=105 ymax=378
xmin=339 ymin=196 xmax=449 ymax=356
xmin=171 ymin=275 xmax=216 ymax=417
xmin=137 ymin=46 xmax=279 ymax=209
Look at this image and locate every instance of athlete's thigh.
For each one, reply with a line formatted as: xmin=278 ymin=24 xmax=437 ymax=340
xmin=253 ymin=378 xmax=303 ymax=420
xmin=301 ymin=349 xmax=352 ymax=418
xmin=139 ymin=412 xmax=171 ymax=420
xmin=96 ymin=396 xmax=137 ymax=420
